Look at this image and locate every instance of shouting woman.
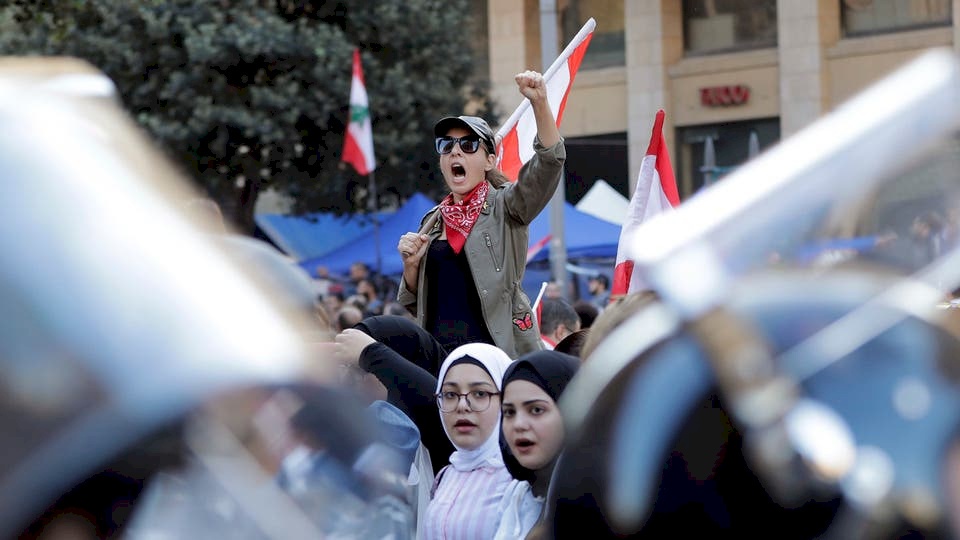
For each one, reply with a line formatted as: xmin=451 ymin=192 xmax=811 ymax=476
xmin=397 ymin=70 xmax=565 ymax=358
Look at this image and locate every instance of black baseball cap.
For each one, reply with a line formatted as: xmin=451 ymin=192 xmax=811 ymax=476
xmin=433 ymin=115 xmax=496 ymax=154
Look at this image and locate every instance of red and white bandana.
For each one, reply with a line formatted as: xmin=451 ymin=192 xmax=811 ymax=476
xmin=439 ymin=181 xmax=488 ymax=254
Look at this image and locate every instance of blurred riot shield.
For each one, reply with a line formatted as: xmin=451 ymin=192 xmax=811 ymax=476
xmin=553 ymin=49 xmax=960 ymax=539
xmin=0 ymin=58 xmax=414 ymax=539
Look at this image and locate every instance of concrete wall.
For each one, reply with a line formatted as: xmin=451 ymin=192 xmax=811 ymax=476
xmin=669 ymin=50 xmax=779 ymax=126
xmin=489 ymin=0 xmax=531 ymax=119
xmin=560 ymin=67 xmax=627 ymax=135
xmin=623 ymin=0 xmax=674 ymax=194
xmin=827 ymin=27 xmax=953 ymax=107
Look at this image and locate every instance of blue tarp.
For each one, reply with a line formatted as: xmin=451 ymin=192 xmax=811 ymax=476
xmin=297 ymin=195 xmax=621 ymax=277
xmin=256 ymin=210 xmax=386 ymax=261
xmin=526 ymin=202 xmax=622 ymax=262
xmin=298 ymin=193 xmax=438 ymax=276
xmin=523 ymin=204 xmax=620 ymax=301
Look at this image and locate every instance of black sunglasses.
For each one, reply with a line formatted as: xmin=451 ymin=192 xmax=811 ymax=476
xmin=435 ymin=136 xmax=482 ymax=155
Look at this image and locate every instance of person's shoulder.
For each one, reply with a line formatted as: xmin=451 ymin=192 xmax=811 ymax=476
xmin=489 ymin=180 xmax=517 ymax=205
xmin=497 ymin=478 xmax=531 ymax=508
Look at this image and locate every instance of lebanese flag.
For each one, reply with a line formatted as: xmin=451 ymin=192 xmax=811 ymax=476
xmin=611 ymin=109 xmax=680 ymax=296
xmin=342 ymin=49 xmax=376 ymax=175
xmin=496 ymin=18 xmax=595 ymax=181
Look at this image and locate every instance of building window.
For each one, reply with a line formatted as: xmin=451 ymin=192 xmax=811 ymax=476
xmin=682 ymin=0 xmax=777 ymax=55
xmin=563 ymin=132 xmax=629 ymax=203
xmin=676 ymin=118 xmax=780 ymax=197
xmin=841 ymin=0 xmax=951 ymax=36
xmin=560 ymin=0 xmax=624 ymax=69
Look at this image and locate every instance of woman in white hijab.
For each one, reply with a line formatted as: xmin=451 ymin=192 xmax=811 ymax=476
xmin=420 ymin=342 xmax=513 ymax=539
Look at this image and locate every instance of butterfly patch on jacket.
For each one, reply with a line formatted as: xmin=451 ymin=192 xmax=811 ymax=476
xmin=512 ymin=312 xmax=534 ymax=331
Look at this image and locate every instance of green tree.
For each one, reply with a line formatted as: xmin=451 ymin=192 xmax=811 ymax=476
xmin=0 ymin=0 xmax=497 ymax=232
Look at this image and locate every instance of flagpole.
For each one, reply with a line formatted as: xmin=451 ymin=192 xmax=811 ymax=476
xmin=540 ymin=0 xmax=569 ymax=300
xmin=343 ymin=48 xmax=380 ymax=275
xmin=368 ymin=170 xmax=382 ymax=276
xmin=495 ymin=17 xmax=596 ymax=140
xmin=532 ymin=281 xmax=549 ymax=316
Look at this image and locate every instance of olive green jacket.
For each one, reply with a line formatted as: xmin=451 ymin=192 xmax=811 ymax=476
xmin=398 ymin=138 xmax=566 ymax=359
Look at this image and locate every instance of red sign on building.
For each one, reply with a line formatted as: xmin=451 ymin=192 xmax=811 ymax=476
xmin=700 ymin=85 xmax=750 ymax=107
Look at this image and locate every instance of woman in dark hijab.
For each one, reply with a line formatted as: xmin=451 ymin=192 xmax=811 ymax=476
xmin=495 ymin=350 xmax=580 ymax=539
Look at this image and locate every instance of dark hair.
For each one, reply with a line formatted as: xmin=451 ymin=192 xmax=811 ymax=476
xmin=358 ymin=278 xmax=379 ymax=295
xmin=538 ymin=297 xmax=580 ymax=335
xmin=590 ymin=274 xmax=609 ymax=289
xmin=554 ymin=328 xmax=590 ymax=358
xmin=486 ymin=167 xmax=509 ymax=189
xmin=572 ymin=300 xmax=599 ymax=329
xmin=350 ymin=262 xmax=370 ymax=275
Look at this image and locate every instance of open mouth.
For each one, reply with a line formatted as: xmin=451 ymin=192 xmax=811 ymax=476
xmin=514 ymin=438 xmax=535 ymax=449
xmin=454 ymin=419 xmax=477 ymax=434
xmin=451 ymin=163 xmax=466 ymax=178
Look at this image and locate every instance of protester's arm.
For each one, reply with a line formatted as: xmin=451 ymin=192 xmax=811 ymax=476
xmin=503 ymin=71 xmax=566 ymax=224
xmin=335 ymin=329 xmax=437 ymax=413
xmin=358 ymin=342 xmax=438 ymax=410
xmin=398 ymin=210 xmax=440 ymax=309
xmin=519 ymin=70 xmax=560 ymax=148
xmin=398 ymin=232 xmax=429 ymax=295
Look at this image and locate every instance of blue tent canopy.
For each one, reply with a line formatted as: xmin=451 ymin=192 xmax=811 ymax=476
xmin=255 ymin=209 xmax=386 ymax=261
xmin=298 ymin=193 xmax=437 ymax=276
xmin=298 ymin=195 xmax=621 ymax=277
xmin=526 ymin=201 xmax=621 ymax=262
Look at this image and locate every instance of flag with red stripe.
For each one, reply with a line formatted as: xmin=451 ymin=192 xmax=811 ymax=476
xmin=496 ymin=18 xmax=595 ymax=181
xmin=526 ymin=234 xmax=552 ymax=263
xmin=611 ymin=109 xmax=680 ymax=296
xmin=342 ymin=49 xmax=376 ymax=175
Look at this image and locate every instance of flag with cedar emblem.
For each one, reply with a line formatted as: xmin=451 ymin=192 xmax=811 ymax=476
xmin=342 ymin=49 xmax=376 ymax=175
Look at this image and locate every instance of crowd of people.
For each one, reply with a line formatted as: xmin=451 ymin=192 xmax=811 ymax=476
xmin=312 ymin=261 xmax=409 ymax=332
xmin=209 ymin=67 xmax=960 ymax=539
xmin=305 ymin=292 xmax=644 ymax=538
xmin=248 ymin=69 xmax=643 ymax=539
xmin=312 ymin=262 xmax=609 ymax=351
xmin=178 ymin=65 xmax=960 ymax=539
